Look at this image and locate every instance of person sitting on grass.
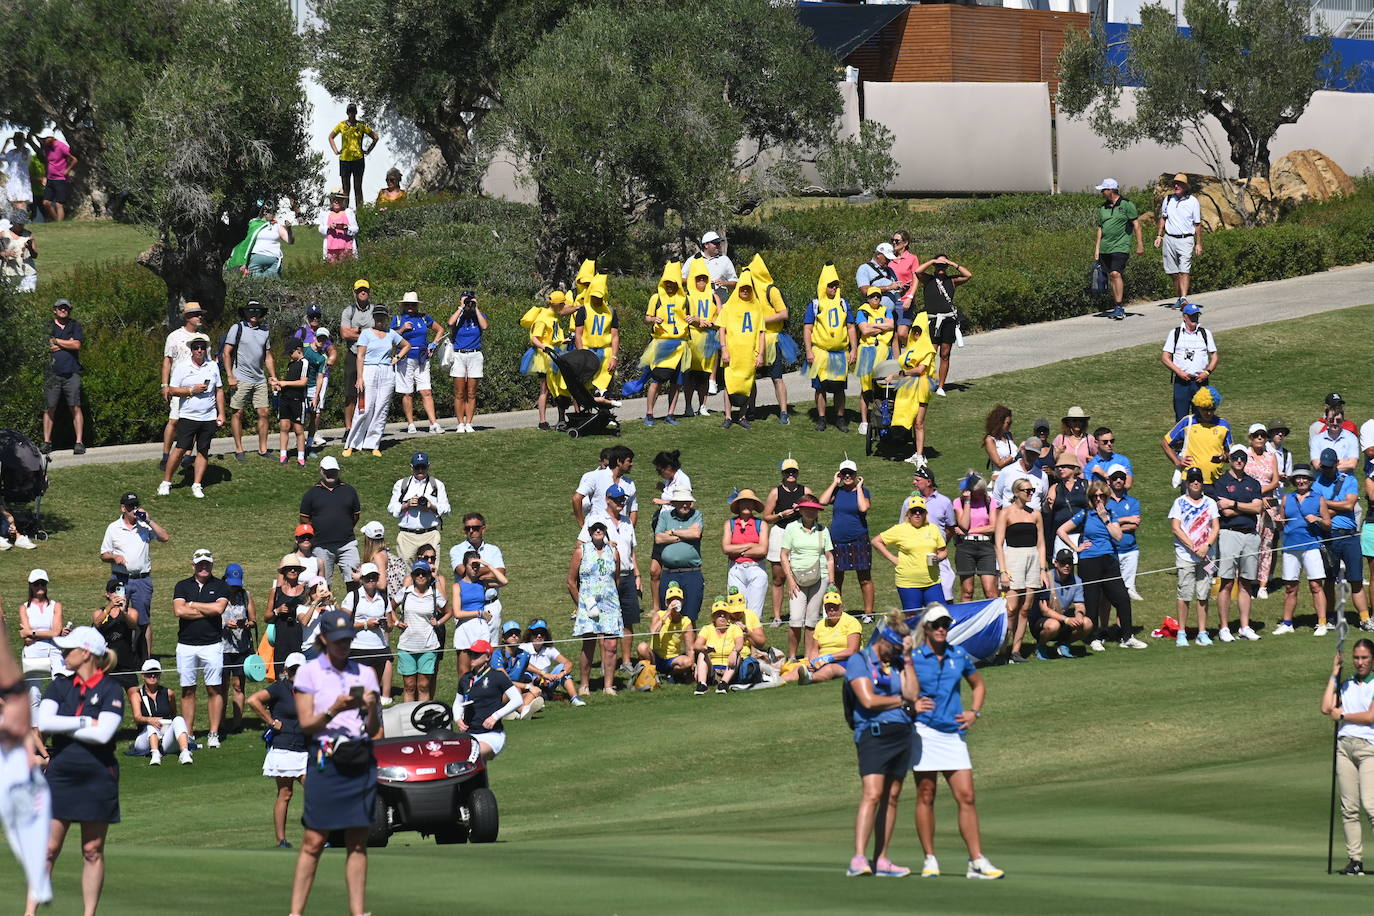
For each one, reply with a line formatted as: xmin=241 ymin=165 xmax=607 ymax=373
xmin=493 ymin=621 xmax=542 ymax=719
xmin=636 ymin=583 xmax=696 ymax=683
xmin=693 ymin=599 xmax=743 ymax=695
xmin=128 ymin=659 xmax=193 ymax=766
xmin=520 ymin=619 xmax=586 ymax=707
xmin=1030 ymin=549 xmax=1095 ymax=660
xmin=783 ymin=588 xmax=861 ymax=684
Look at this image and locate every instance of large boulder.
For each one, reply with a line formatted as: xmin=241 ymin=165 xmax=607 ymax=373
xmin=1149 ymin=149 xmax=1353 ymax=229
xmin=1267 ymin=149 xmax=1356 ymax=207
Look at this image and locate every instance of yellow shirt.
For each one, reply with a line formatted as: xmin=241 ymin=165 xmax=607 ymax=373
xmin=878 ymin=522 xmax=946 ymax=588
xmin=1178 ymin=420 xmax=1232 ymax=484
xmin=647 ymin=293 xmax=688 ymax=341
xmin=814 ymin=612 xmax=862 ymax=657
xmin=332 ymin=121 xmax=376 ymax=161
xmin=701 ymin=624 xmax=743 ymax=665
xmin=730 ymin=608 xmax=763 ymax=658
xmin=651 ymin=612 xmax=689 ymax=658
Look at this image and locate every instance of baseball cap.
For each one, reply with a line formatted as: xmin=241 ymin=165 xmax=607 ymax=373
xmin=53 ymin=298 xmax=72 ymax=310
xmin=1248 ymin=423 xmax=1268 ymax=436
xmin=1094 ymin=178 xmax=1120 ymax=190
xmin=905 ymin=495 xmax=928 ymax=513
xmin=1107 ymin=463 xmax=1129 ymax=478
xmin=1229 ymin=444 xmax=1248 ymax=458
xmin=55 ymin=626 xmax=107 ymax=655
xmin=354 ymin=278 xmax=371 ymax=290
xmin=411 ymin=451 xmax=429 ymax=467
xmin=1184 ymin=466 xmax=1204 ymax=482
xmin=141 ymin=658 xmax=162 ymax=673
xmin=305 ymin=574 xmax=328 ymax=590
xmin=121 ymin=492 xmax=140 ymax=508
xmin=1054 ymin=548 xmax=1076 ymax=565
xmin=606 ymin=484 xmax=627 ymax=501
xmin=224 ymin=563 xmax=245 ymax=586
xmin=1181 ymin=302 xmax=1202 ymax=316
xmin=838 ymin=459 xmax=858 ymax=473
xmin=319 ymin=609 xmax=355 ymax=642
xmin=360 ymin=520 xmax=384 ymax=540
xmin=305 ymin=304 xmax=323 ymax=318
xmin=547 ymin=290 xmax=566 ymax=305
xmin=526 ymin=619 xmax=551 ymax=637
xmin=411 ymin=559 xmax=432 ymax=575
xmin=1325 ymin=392 xmax=1345 ymax=407
xmin=187 ymin=333 xmax=211 ymax=348
xmin=283 ymin=652 xmax=307 ymax=670
xmin=1033 ymin=418 xmax=1050 ymax=432
xmin=502 ymin=620 xmax=522 ymax=636
xmin=358 ymin=562 xmax=380 ymax=578
xmin=1023 ymin=436 xmax=1044 ymax=452
xmin=1320 ymin=447 xmax=1339 ymax=467
xmin=780 ymin=457 xmax=800 ymax=472
xmin=823 ymin=587 xmax=844 ymax=606
xmin=28 ymin=568 xmax=48 ymax=583
xmin=920 ymin=605 xmax=954 ymax=629
xmin=319 ymin=456 xmax=340 ymax=472
xmin=294 ymin=523 xmax=315 ymax=538
xmin=710 ymin=596 xmax=730 ymax=617
xmin=912 ymin=465 xmax=934 ymax=482
xmin=468 ymin=639 xmax=494 ymax=655
xmin=192 ymin=548 xmax=214 ymax=565
xmin=700 ymin=231 xmax=721 ymax=245
xmin=865 ymin=286 xmax=884 ymax=298
xmin=315 ymin=327 xmax=332 ymax=340
xmin=875 ymin=242 xmax=896 ymax=259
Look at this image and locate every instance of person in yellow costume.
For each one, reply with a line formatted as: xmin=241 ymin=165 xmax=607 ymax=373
xmin=520 ymin=290 xmax=570 ymax=430
xmin=746 ymin=254 xmax=797 ymax=425
xmin=724 ymin=585 xmax=766 ymax=659
xmin=692 ymin=598 xmax=744 ymax=694
xmin=639 ymin=261 xmax=689 ymax=426
xmin=573 ymin=273 xmax=620 ymax=392
xmin=805 ymin=262 xmax=858 ymax=433
xmin=1161 ymin=385 xmax=1232 ymax=487
xmin=682 ymin=256 xmax=720 ymax=418
xmin=855 ymin=286 xmax=896 ymax=436
xmin=717 ymin=269 xmax=766 ymax=429
xmin=635 ymin=583 xmax=696 ymax=682
xmin=886 ymin=315 xmax=936 ymax=465
xmin=782 ymin=588 xmax=861 ymax=684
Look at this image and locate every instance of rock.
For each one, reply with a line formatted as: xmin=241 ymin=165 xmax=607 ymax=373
xmin=1151 ymin=172 xmax=1275 ymax=230
xmin=1268 ymin=149 xmax=1356 ymax=207
xmin=1150 ymin=149 xmax=1352 ymax=229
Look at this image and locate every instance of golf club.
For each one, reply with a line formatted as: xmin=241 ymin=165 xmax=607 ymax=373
xmin=1328 ymin=615 xmax=1349 ymax=874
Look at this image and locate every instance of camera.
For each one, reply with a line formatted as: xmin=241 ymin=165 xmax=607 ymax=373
xmin=417 ymin=496 xmax=429 ymax=509
xmin=135 ymin=509 xmax=149 ymax=523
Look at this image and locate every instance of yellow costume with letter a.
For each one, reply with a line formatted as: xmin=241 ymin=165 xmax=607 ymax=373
xmin=639 ymin=262 xmax=689 ymax=372
xmin=576 ymin=273 xmax=618 ymax=391
xmin=746 ymin=254 xmax=796 ymax=367
xmin=684 ymin=257 xmax=719 ymax=373
xmin=718 ymin=269 xmax=765 ymax=399
xmin=807 ymin=263 xmax=853 ymax=385
xmin=892 ymin=312 xmax=936 ymax=429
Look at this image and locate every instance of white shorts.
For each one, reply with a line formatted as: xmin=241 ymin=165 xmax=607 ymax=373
xmin=913 ymin=722 xmax=972 ymax=772
xmin=394 ymin=359 xmax=432 ymax=394
xmin=263 ymin=747 xmax=309 ymax=778
xmin=175 ymin=642 xmax=224 ymax=687
xmin=766 ymin=524 xmax=787 ymax=563
xmin=1282 ymin=548 xmax=1326 ymax=581
xmin=448 ymin=350 xmax=484 ymax=378
xmin=1162 ymin=234 xmax=1194 ymax=274
xmin=469 ymin=729 xmax=506 ymax=758
xmin=453 ymin=616 xmax=489 ymax=651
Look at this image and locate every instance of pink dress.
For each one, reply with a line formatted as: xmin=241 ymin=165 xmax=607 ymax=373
xmin=1246 ymin=448 xmax=1280 ymax=585
xmin=322 ymin=209 xmax=356 ymax=262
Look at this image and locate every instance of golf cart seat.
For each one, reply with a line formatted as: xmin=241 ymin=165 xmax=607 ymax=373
xmin=382 ymin=700 xmax=429 ymax=738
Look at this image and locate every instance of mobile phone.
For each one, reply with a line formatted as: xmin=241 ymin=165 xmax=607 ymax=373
xmin=115 ymin=585 xmax=126 ymax=600
xmin=349 ymin=685 xmax=365 ymax=701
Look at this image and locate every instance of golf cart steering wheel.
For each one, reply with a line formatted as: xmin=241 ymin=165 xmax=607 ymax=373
xmin=409 ymin=700 xmax=454 ymax=734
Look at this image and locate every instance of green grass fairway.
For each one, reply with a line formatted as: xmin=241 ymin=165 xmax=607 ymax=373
xmin=6 ymin=305 xmax=1374 ymax=912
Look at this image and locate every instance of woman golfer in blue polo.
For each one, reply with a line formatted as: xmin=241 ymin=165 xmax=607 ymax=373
xmin=907 ymin=604 xmax=1004 ymax=880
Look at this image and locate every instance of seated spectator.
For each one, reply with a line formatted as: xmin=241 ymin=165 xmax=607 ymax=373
xmin=783 ymin=589 xmax=860 ymax=684
xmin=1030 ymin=550 xmax=1095 ymax=659
xmin=247 ymin=651 xmax=308 ymax=848
xmin=636 ymin=584 xmax=696 ymax=683
xmin=494 ymin=621 xmax=541 ymax=718
xmin=376 ymin=168 xmax=407 ymax=207
xmin=128 ymin=659 xmax=193 ymax=766
xmin=520 ymin=619 xmax=586 ymax=707
xmin=725 ymin=587 xmax=767 ymax=657
xmin=692 ymin=598 xmax=744 ymax=695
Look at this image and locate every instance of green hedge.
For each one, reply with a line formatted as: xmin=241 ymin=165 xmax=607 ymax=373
xmin=10 ymin=180 xmax=1374 ymax=447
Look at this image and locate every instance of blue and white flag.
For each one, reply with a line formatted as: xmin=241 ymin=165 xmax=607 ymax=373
xmin=901 ymin=597 xmax=1008 ymax=663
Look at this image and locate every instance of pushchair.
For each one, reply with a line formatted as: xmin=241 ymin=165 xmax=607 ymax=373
xmin=0 ymin=429 xmax=51 ymax=541
xmin=863 ymin=360 xmax=912 ymax=460
xmin=551 ymin=349 xmax=620 ymax=438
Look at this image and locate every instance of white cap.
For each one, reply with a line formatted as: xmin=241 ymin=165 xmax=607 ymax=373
xmin=55 ymin=626 xmax=108 ymax=656
xmin=192 ymin=548 xmax=214 ymax=565
xmin=920 ymin=604 xmax=954 ymax=628
xmin=1095 ymin=178 xmax=1120 ymax=191
xmin=664 ymin=486 xmax=696 ymax=503
xmin=28 ymin=568 xmax=49 ymax=583
xmin=1106 ymin=463 xmax=1129 ymax=478
xmin=838 ymin=459 xmax=858 ymax=473
xmin=700 ymin=231 xmax=721 ymax=245
xmin=358 ymin=561 xmax=380 ymax=578
xmin=319 ymin=456 xmax=340 ymax=471
xmin=315 ymin=327 xmax=332 ymax=339
xmin=1249 ymin=422 xmax=1269 ymax=436
xmin=141 ymin=658 xmax=163 ymax=672
xmin=1360 ymin=418 xmax=1374 ymax=452
xmin=283 ymin=652 xmax=307 ymax=670
xmin=361 ymin=520 xmax=385 ymax=539
xmin=875 ymin=242 xmax=896 ymax=259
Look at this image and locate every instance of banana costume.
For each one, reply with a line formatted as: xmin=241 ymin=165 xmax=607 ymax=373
xmin=806 ymin=263 xmax=854 ymax=387
xmin=520 ymin=291 xmax=570 ymax=398
xmin=718 ymin=268 xmax=765 ymax=401
xmin=745 ymin=254 xmax=798 ymax=367
xmin=639 ymin=261 xmax=690 ymax=373
xmin=892 ymin=312 xmax=936 ymax=429
xmin=684 ymin=256 xmax=720 ymax=373
xmin=575 ymin=273 xmax=619 ymax=391
xmin=855 ymin=287 xmax=894 ymax=393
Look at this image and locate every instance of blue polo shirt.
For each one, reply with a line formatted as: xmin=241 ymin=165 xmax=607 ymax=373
xmin=391 ymin=313 xmax=434 ymax=361
xmin=1313 ymin=472 xmax=1358 ymax=531
xmin=908 ymin=643 xmax=976 ymax=734
xmin=1282 ymin=491 xmax=1323 ymax=550
xmin=1086 ymin=452 xmax=1133 ymax=482
xmin=1066 ymin=508 xmax=1118 ymax=559
xmin=1213 ymin=471 xmax=1262 ymax=533
xmin=1107 ymin=493 xmax=1141 ymax=552
xmin=844 ymin=648 xmax=910 ymax=740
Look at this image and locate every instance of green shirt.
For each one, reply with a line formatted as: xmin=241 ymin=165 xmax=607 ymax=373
xmin=780 ymin=521 xmax=833 ymax=572
xmin=1097 ymin=197 xmax=1139 ymax=255
xmin=656 ymin=508 xmax=703 ymax=569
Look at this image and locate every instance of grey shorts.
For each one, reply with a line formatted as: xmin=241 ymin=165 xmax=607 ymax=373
xmin=1176 ymin=556 xmax=1213 ymax=602
xmin=1217 ymin=529 xmax=1259 ymax=581
xmin=44 ymin=372 xmax=81 ymax=408
xmin=1162 ymin=235 xmax=1194 ymax=275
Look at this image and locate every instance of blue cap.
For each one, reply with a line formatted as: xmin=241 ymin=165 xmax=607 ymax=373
xmin=411 ymin=560 xmax=432 ymax=575
xmin=224 ymin=563 xmax=244 ymax=586
xmin=502 ymin=620 xmax=522 ymax=635
xmin=1320 ymin=447 xmax=1339 ymax=467
xmin=411 ymin=451 xmax=429 ymax=467
xmin=526 ymin=618 xmax=550 ymax=635
xmin=606 ymin=484 xmax=627 ymax=501
xmin=1181 ymin=302 xmax=1202 ymax=316
xmin=319 ymin=609 xmax=355 ymax=642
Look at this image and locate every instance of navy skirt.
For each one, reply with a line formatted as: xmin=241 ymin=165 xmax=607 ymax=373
xmin=49 ymin=756 xmax=120 ymax=824
xmin=302 ymin=743 xmax=377 ymax=832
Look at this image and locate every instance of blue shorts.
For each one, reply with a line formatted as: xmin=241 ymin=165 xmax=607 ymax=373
xmin=897 ymin=583 xmax=946 ymax=611
xmin=653 ymin=654 xmax=684 ymax=675
xmin=1324 ymin=531 xmax=1364 ymax=584
xmin=764 ymin=350 xmax=786 ymax=380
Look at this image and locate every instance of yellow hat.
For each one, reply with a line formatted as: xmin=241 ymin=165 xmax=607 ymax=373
xmin=823 ymin=587 xmax=844 ymax=606
xmin=665 ymin=581 xmax=685 ymax=603
xmin=780 ymin=457 xmax=800 ymax=472
xmin=865 ymin=285 xmax=884 ymax=297
xmin=905 ymin=495 xmax=928 ymax=513
xmin=353 ymin=279 xmax=370 ymax=291
xmin=547 ymin=290 xmax=566 ymax=306
xmin=710 ymin=596 xmax=730 ymax=617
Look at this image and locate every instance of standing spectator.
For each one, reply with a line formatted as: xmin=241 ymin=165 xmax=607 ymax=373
xmin=447 ymin=290 xmax=489 ymax=433
xmin=160 ymin=302 xmax=205 ymax=470
xmin=157 ymin=333 xmax=223 ymax=498
xmin=523 ymin=290 xmax=569 ymax=430
xmin=271 ymin=339 xmax=310 ymax=466
xmin=38 ymin=134 xmax=76 ymax=222
xmin=822 ymin=460 xmax=874 ymax=619
xmin=888 ymin=229 xmax=920 ymax=347
xmin=647 ymin=450 xmax=690 ymax=616
xmin=889 ymin=320 xmax=936 ymax=464
xmin=317 ymin=189 xmax=359 ymax=261
xmin=327 ymin=104 xmax=377 ymax=209
xmin=954 ymin=474 xmax=998 ymax=602
xmin=299 ymin=327 xmax=333 ymax=454
xmin=0 ymin=216 xmax=37 ymax=291
xmin=1314 ymin=448 xmax=1369 ymax=628
xmin=1092 ymin=177 xmax=1143 ymax=320
xmin=1169 ymin=467 xmax=1221 ymax=646
xmin=722 ymin=489 xmax=769 ymax=617
xmin=342 ymin=305 xmax=409 ymax=456
xmin=388 ymin=451 xmax=451 ymax=564
xmin=92 ymin=577 xmax=140 ymax=690
xmin=990 ymin=438 xmax=1048 ymax=511
xmin=580 ymin=486 xmax=641 ymax=672
xmin=805 ymin=263 xmax=857 ymax=433
xmin=640 ymin=263 xmax=689 ymax=426
xmin=764 ymin=458 xmax=814 ymax=628
xmin=717 ymin=270 xmax=765 ymax=428
xmin=573 ymin=445 xmax=638 ymax=526
xmin=341 ymin=565 xmax=390 ymax=699
xmin=780 ymin=497 xmax=835 ymax=660
xmin=1044 ymin=453 xmax=1088 ymax=557
xmin=1213 ymin=445 xmax=1264 ymax=643
xmin=1 ymin=131 xmax=37 ymax=215
xmin=376 ymin=168 xmax=406 ymax=206
xmin=339 ymin=280 xmax=373 ymax=438
xmin=994 ymin=476 xmax=1048 ymax=661
xmin=268 ymin=556 xmax=309 ymax=677
xmin=855 ymin=286 xmax=896 ymax=436
xmin=222 ymin=301 xmax=276 ymax=461
xmin=744 ymin=254 xmax=794 ymax=425
xmin=390 ymin=559 xmax=449 ymax=702
xmin=17 ymin=570 xmax=65 ymax=697
xmin=1244 ymin=423 xmax=1282 ymax=602
xmin=446 ymin=512 xmax=509 ymax=648
xmin=233 ymin=203 xmax=295 ymax=277
xmin=854 ymin=243 xmax=902 ymax=343
xmin=1056 ymin=481 xmax=1143 ymax=649
xmin=655 ymin=487 xmax=705 ymax=622
xmin=900 ymin=466 xmax=958 ymax=602
xmin=982 ymin=406 xmax=1018 ymax=477
xmin=1310 ymin=407 xmax=1360 ymax=472
xmin=447 ymin=550 xmax=502 ymax=684
xmin=1052 ymin=407 xmax=1097 ymax=467
xmin=1162 ymin=386 xmax=1232 ymax=494
xmin=219 ymin=563 xmax=256 ymax=733
xmin=1030 ymin=549 xmax=1095 ymax=659
xmin=914 ymin=255 xmax=971 ymax=396
xmin=246 ymin=651 xmax=308 ymax=848
xmin=697 ymin=231 xmax=738 ymax=302
xmin=128 ymin=658 xmax=193 ymax=766
xmin=1155 ymin=173 xmax=1203 ymax=308
xmin=567 ymin=522 xmax=622 ymax=695
xmin=41 ymin=298 xmax=84 ymax=455
xmin=1267 ymin=417 xmax=1295 ymax=487
xmin=1274 ymin=465 xmax=1327 ymax=635
xmin=1085 ymin=426 xmax=1132 ymax=489
xmin=1106 ymin=465 xmax=1143 ymax=600
xmin=299 ymin=456 xmax=362 ymax=588
xmin=388 ymin=292 xmax=443 ymax=434
xmin=100 ymin=493 xmax=169 ymax=662
xmin=872 ymin=497 xmax=948 ymax=610
xmin=173 ymin=548 xmax=229 ymax=744
xmin=681 ymin=257 xmax=721 ymax=418
xmin=1161 ymin=304 xmax=1217 ymax=421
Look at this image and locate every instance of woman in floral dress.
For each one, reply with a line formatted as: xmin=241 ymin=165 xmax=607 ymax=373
xmin=566 ymin=522 xmax=622 ymax=695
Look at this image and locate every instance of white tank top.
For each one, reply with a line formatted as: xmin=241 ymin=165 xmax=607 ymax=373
xmin=21 ymin=600 xmax=58 ymax=659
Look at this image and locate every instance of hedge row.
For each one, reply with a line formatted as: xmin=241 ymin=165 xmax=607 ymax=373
xmin=7 ymin=181 xmax=1372 ymax=448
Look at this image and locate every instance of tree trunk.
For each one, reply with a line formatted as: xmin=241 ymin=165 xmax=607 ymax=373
xmin=137 ymin=234 xmax=228 ymax=328
xmin=532 ymin=183 xmax=581 ymax=288
xmin=413 ymin=118 xmax=486 ymax=194
xmin=57 ymin=123 xmax=112 ymax=220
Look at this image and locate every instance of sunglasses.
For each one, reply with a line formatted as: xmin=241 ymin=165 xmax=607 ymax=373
xmin=464 ymin=525 xmax=484 ymax=532
xmin=1015 ymin=487 xmax=1033 ymax=494
xmin=839 ymin=471 xmax=856 ymax=477
xmin=143 ymin=671 xmax=160 ymax=677
xmin=362 ymin=573 xmax=380 ymax=581
xmin=909 ymin=508 xmax=928 ymax=514
xmin=1098 ymin=438 xmax=1114 ymax=444
xmin=418 ymin=554 xmax=436 ymax=562
xmin=1250 ymin=432 xmax=1269 ymax=438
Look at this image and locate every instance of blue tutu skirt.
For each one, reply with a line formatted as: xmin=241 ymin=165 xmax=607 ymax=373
xmin=775 ymin=333 xmax=799 ymax=363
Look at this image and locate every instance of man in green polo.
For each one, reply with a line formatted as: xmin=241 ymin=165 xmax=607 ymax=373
xmin=1093 ymin=178 xmax=1144 ymax=321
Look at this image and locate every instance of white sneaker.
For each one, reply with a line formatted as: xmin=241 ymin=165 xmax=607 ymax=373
xmin=157 ymin=481 xmax=171 ymax=496
xmin=191 ymin=483 xmax=205 ymax=499
xmin=453 ymin=422 xmax=466 ymax=433
xmin=179 ymin=749 xmax=193 ymax=765
xmin=921 ymin=855 xmax=940 ymax=877
xmin=1088 ymin=639 xmax=1106 ymax=652
xmin=1128 ymin=588 xmax=1143 ymax=601
xmin=1314 ymin=624 xmax=1331 ymax=637
xmin=858 ymin=421 xmax=869 ymax=435
xmin=1218 ymin=627 xmax=1235 ymax=643
xmin=406 ymin=423 xmax=418 ymax=434
xmin=708 ymin=378 xmax=719 ymax=395
xmin=149 ymin=750 xmax=162 ymax=766
xmin=966 ymin=856 xmax=1004 ymax=879
xmin=464 ymin=423 xmax=476 ymax=433
xmin=428 ymin=423 xmax=443 ymax=434
xmin=1257 ymin=586 xmax=1269 ymax=600
xmin=935 ymin=387 xmax=947 ymax=397
xmin=0 ymin=538 xmax=10 ymax=550
xmin=698 ymin=406 xmax=711 ymax=417
xmin=1119 ymin=636 xmax=1148 ymax=649
xmin=1272 ymin=621 xmax=1295 ymax=635
xmin=13 ymin=535 xmax=36 ymax=549
xmin=1238 ymin=626 xmax=1261 ymax=641
xmin=207 ymin=733 xmax=220 ymax=748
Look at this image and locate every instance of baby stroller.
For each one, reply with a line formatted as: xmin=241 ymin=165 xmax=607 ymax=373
xmin=863 ymin=360 xmax=911 ymax=460
xmin=0 ymin=429 xmax=51 ymax=541
xmin=551 ymin=349 xmax=620 ymax=438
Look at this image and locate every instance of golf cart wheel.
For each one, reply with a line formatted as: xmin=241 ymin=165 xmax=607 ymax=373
xmin=433 ymin=826 xmax=467 ymax=845
xmin=366 ymin=795 xmax=389 ymax=848
xmin=468 ymin=787 xmax=499 ymax=843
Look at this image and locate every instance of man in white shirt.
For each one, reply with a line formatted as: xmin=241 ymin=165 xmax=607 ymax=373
xmin=694 ymin=231 xmax=737 ymax=302
xmin=580 ymin=486 xmax=641 ymax=670
xmin=387 ymin=451 xmax=451 ymax=563
xmin=1168 ymin=467 xmax=1220 ymax=646
xmin=1161 ymin=303 xmax=1217 ymax=421
xmin=158 ymin=334 xmax=224 ymax=499
xmin=1310 ymin=409 xmax=1361 ymax=472
xmin=573 ymin=445 xmax=638 ymax=526
xmin=1155 ymin=173 xmax=1202 ymax=308
xmin=160 ymin=302 xmax=204 ymax=470
xmin=447 ymin=512 xmax=508 ymax=652
xmin=989 ymin=439 xmax=1048 ymax=511
xmin=99 ymin=492 xmax=170 ymax=663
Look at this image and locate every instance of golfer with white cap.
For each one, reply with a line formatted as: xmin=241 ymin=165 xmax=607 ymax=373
xmin=128 ymin=659 xmax=193 ymax=766
xmin=907 ymin=604 xmax=1004 ymax=880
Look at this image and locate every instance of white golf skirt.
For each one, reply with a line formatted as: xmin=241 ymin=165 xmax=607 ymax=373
xmin=913 ymin=723 xmax=972 ymax=772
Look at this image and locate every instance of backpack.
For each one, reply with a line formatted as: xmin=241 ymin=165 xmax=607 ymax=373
xmin=632 ymin=664 xmax=659 ymax=692
xmin=1165 ymin=324 xmax=1213 ymax=368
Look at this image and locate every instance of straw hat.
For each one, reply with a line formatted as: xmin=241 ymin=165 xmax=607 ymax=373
xmin=729 ymin=488 xmax=764 ymax=514
xmin=1062 ymin=406 xmax=1089 ymax=422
